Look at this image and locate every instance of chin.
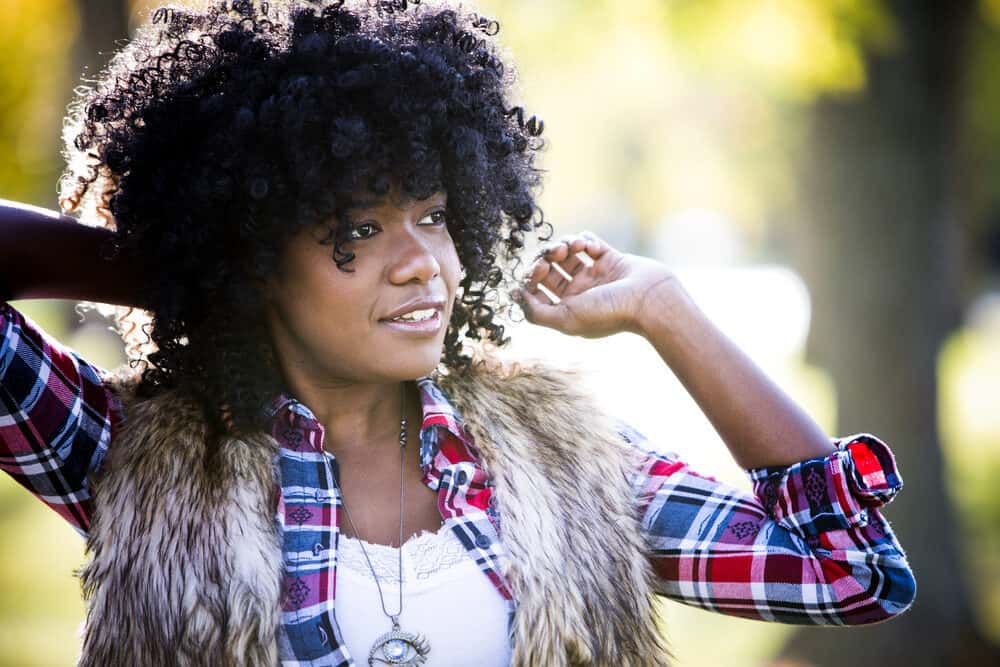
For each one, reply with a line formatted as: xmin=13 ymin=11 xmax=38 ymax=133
xmin=376 ymin=344 xmax=445 ymax=381
xmin=394 ymin=360 xmax=438 ymax=380
xmin=411 ymin=348 xmax=446 ymax=378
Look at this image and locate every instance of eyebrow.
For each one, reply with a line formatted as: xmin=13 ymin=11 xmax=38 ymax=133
xmin=345 ymin=194 xmax=447 ymax=213
xmin=344 ymin=198 xmax=381 ymax=211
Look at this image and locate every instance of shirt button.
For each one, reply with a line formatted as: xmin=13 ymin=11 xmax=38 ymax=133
xmin=312 ymin=543 xmax=324 ymax=557
xmin=456 ymin=470 xmax=468 ymax=485
xmin=475 ymin=534 xmax=491 ymax=549
xmin=314 ymin=489 xmax=327 ymax=502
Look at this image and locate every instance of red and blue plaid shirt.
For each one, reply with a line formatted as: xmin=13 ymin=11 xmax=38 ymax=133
xmin=0 ymin=301 xmax=916 ymax=665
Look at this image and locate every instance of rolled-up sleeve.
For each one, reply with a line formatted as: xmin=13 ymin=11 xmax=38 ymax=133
xmin=622 ymin=423 xmax=917 ymax=626
xmin=747 ymin=433 xmax=903 ymax=535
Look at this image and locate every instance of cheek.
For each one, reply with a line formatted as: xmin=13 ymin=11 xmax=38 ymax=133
xmin=444 ymin=242 xmax=464 ymax=282
xmin=273 ymin=251 xmax=362 ymax=325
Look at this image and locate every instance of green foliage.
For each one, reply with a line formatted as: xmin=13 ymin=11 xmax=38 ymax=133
xmin=0 ymin=486 xmax=86 ymax=667
xmin=664 ymin=0 xmax=897 ymax=101
xmin=0 ymin=0 xmax=78 ymax=205
xmin=939 ymin=321 xmax=1000 ymax=642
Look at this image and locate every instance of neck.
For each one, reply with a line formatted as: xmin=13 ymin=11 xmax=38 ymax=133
xmin=282 ymin=376 xmax=418 ymax=456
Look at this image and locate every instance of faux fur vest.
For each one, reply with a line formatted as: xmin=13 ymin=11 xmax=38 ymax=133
xmin=78 ymin=357 xmax=673 ymax=666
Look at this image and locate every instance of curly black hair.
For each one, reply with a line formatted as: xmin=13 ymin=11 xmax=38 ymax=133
xmin=59 ymin=0 xmax=550 ymax=438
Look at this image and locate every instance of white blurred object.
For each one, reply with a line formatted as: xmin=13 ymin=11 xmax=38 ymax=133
xmin=654 ymin=208 xmax=743 ymax=267
xmin=674 ymin=265 xmax=811 ymax=364
xmin=500 ymin=264 xmax=813 ymax=488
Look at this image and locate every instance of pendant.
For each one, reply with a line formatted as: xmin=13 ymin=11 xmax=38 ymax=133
xmin=368 ymin=617 xmax=431 ymax=666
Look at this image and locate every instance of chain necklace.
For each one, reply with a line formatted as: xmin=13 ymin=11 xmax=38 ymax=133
xmin=331 ymin=382 xmax=431 ymax=667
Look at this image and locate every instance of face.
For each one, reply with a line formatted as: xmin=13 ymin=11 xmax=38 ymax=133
xmin=262 ymin=189 xmax=462 ymax=386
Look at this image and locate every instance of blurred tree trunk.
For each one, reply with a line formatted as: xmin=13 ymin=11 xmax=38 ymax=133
xmin=784 ymin=1 xmax=1000 ymax=665
xmin=72 ymin=0 xmax=129 ymax=85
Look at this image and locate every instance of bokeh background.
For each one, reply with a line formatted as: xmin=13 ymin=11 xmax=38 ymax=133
xmin=2 ymin=0 xmax=999 ymax=665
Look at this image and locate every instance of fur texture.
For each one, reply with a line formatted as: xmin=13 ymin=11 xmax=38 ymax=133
xmin=78 ymin=370 xmax=283 ymax=667
xmin=438 ymin=357 xmax=673 ymax=667
xmin=78 ymin=358 xmax=672 ymax=666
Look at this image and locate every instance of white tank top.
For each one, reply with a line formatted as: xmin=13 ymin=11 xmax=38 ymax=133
xmin=336 ymin=527 xmax=512 ymax=666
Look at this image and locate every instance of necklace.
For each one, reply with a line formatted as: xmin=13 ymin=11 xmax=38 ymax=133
xmin=332 ymin=382 xmax=431 ymax=667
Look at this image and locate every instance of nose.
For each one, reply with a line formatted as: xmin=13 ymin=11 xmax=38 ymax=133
xmin=387 ymin=229 xmax=441 ymax=285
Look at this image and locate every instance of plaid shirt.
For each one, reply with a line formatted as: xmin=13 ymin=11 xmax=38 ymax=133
xmin=1 ymin=301 xmax=916 ymax=665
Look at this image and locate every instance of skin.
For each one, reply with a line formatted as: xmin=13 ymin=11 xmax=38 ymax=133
xmin=516 ymin=232 xmax=836 ymax=469
xmin=261 ymin=189 xmax=460 ymax=544
xmin=0 ymin=200 xmax=145 ymax=306
xmin=263 ymin=189 xmax=459 ymax=397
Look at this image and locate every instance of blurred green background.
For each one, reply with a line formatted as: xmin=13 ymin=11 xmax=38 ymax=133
xmin=2 ymin=0 xmax=999 ymax=665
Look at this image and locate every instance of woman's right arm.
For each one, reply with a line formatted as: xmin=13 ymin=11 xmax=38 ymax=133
xmin=0 ymin=301 xmax=122 ymax=537
xmin=0 ymin=198 xmax=144 ymax=307
xmin=1 ymin=199 xmax=136 ymax=536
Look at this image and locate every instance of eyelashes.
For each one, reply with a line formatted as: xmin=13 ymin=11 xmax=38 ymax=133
xmin=348 ymin=210 xmax=448 ymax=240
xmin=424 ymin=210 xmax=448 ymax=225
xmin=350 ymin=222 xmax=379 ymax=240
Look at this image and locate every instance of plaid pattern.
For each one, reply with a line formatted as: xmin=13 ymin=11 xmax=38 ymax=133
xmin=0 ymin=302 xmax=117 ymax=536
xmin=627 ymin=426 xmax=914 ymax=625
xmin=265 ymin=381 xmax=513 ymax=665
xmin=1 ymin=300 xmax=915 ymax=664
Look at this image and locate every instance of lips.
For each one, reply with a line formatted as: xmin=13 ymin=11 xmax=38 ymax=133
xmin=379 ymin=296 xmax=447 ymax=322
xmin=386 ymin=308 xmax=438 ymax=323
xmin=380 ymin=309 xmax=443 ymax=334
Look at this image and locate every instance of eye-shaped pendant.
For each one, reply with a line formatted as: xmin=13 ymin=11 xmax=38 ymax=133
xmin=368 ymin=623 xmax=431 ymax=666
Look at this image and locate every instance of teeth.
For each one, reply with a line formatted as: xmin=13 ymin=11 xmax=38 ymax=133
xmin=391 ymin=308 xmax=436 ymax=322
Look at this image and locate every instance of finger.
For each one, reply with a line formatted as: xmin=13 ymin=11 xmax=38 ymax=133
xmin=555 ymin=240 xmax=591 ymax=277
xmin=529 ymin=232 xmax=606 ymax=294
xmin=519 ymin=263 xmax=563 ymax=306
xmin=538 ymin=236 xmax=588 ymax=265
xmin=525 ymin=259 xmax=568 ymax=297
xmin=579 ymin=230 xmax=611 ymax=260
xmin=515 ymin=284 xmax=571 ymax=329
xmin=526 ymin=259 xmax=574 ymax=301
xmin=526 ymin=257 xmax=554 ymax=292
xmin=526 ymin=254 xmax=576 ymax=295
xmin=536 ymin=236 xmax=591 ymax=283
xmin=537 ymin=232 xmax=609 ymax=262
xmin=539 ymin=258 xmax=572 ymax=295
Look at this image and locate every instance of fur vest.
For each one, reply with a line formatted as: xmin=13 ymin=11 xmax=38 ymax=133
xmin=77 ymin=357 xmax=673 ymax=666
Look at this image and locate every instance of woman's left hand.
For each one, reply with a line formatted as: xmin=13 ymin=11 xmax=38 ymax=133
xmin=513 ymin=231 xmax=678 ymax=339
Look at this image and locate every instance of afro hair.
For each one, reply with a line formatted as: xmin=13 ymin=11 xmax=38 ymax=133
xmin=59 ymin=0 xmax=550 ymax=437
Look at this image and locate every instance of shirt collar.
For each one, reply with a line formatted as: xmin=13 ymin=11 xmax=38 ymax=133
xmin=260 ymin=375 xmax=476 ymax=464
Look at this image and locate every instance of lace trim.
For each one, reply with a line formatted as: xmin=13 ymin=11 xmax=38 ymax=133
xmin=338 ymin=527 xmax=471 ymax=584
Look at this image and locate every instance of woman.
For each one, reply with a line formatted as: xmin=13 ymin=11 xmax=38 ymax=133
xmin=0 ymin=1 xmax=916 ymax=666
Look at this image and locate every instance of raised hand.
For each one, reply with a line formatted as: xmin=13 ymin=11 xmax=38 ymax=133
xmin=513 ymin=231 xmax=678 ymax=339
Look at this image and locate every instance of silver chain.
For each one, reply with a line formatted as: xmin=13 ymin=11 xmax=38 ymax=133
xmin=331 ymin=382 xmax=407 ymax=622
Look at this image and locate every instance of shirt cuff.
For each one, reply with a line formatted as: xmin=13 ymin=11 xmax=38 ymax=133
xmin=745 ymin=433 xmax=904 ymax=537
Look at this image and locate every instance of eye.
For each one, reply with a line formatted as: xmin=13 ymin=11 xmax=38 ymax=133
xmin=419 ymin=210 xmax=448 ymax=226
xmin=350 ymin=221 xmax=380 ymax=240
